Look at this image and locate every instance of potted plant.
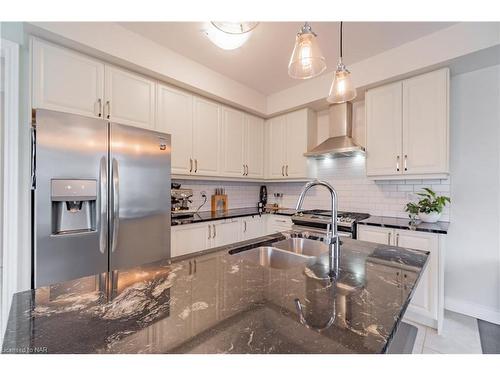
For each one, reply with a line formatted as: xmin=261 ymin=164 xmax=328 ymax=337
xmin=405 ymin=188 xmax=450 ymax=223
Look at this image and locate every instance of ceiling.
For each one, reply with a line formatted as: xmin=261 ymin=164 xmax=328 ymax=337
xmin=119 ymin=22 xmax=456 ymax=95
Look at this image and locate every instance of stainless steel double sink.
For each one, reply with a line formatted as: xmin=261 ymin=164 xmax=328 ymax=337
xmin=233 ymin=238 xmax=329 ymax=270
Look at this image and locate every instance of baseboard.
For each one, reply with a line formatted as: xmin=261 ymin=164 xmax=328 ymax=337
xmin=403 ymin=310 xmax=437 ymax=329
xmin=445 ymin=297 xmax=500 ymax=325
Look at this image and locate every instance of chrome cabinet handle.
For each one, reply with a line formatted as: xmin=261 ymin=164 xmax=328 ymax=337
xmin=387 ymin=232 xmax=391 ymax=245
xmin=111 ymin=158 xmax=120 ymax=253
xmin=281 ymin=165 xmax=284 ymax=176
xmin=194 ymin=259 xmax=197 ymax=273
xmin=105 ymin=100 xmax=110 ymax=119
xmin=208 ymin=224 xmax=211 ymax=239
xmin=98 ymin=157 xmax=107 ymax=254
xmin=404 ymin=155 xmax=408 ymax=171
xmin=97 ymin=98 xmax=102 ymax=117
xmin=213 ymin=224 xmax=216 ymax=238
xmin=396 ymin=155 xmax=400 ymax=172
xmin=285 ymin=165 xmax=289 ymax=176
xmin=189 ymin=158 xmax=193 ymax=173
xmin=194 ymin=159 xmax=198 ymax=173
xmin=244 ymin=221 xmax=247 ymax=232
xmin=245 ymin=165 xmax=248 ymax=176
xmin=396 ymin=233 xmax=399 ymax=247
xmin=243 ymin=164 xmax=246 ymax=176
xmin=189 ymin=261 xmax=192 ymax=275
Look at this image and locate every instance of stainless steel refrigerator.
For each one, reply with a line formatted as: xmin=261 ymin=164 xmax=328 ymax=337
xmin=32 ymin=109 xmax=171 ymax=287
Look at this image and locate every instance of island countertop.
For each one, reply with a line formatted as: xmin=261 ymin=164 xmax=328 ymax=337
xmin=2 ymin=232 xmax=429 ymax=354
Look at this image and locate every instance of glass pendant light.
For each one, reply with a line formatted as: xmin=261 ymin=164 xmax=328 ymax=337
xmin=327 ymin=22 xmax=357 ymax=103
xmin=288 ymin=22 xmax=326 ymax=80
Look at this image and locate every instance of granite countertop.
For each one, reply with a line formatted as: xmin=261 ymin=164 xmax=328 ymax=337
xmin=358 ymin=216 xmax=449 ymax=234
xmin=2 ymin=232 xmax=429 ymax=354
xmin=171 ymin=207 xmax=295 ymax=226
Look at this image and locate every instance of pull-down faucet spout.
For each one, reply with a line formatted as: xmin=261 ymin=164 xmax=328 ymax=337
xmin=295 ymin=180 xmax=340 ymax=277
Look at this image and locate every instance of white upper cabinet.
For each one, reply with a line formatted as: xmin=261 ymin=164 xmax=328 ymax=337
xmin=221 ymin=107 xmax=246 ymax=177
xmin=245 ymin=115 xmax=265 ymax=178
xmin=156 ymin=84 xmax=193 ymax=175
xmin=284 ymin=109 xmax=311 ymax=178
xmin=265 ymin=108 xmax=315 ymax=180
xmin=402 ymin=69 xmax=449 ymax=175
xmin=366 ymin=82 xmax=403 ymax=177
xmin=366 ymin=68 xmax=449 ymax=179
xmin=104 ymin=65 xmax=156 ymax=130
xmin=193 ymin=97 xmax=221 ymax=176
xmin=266 ymin=115 xmax=286 ymax=179
xmin=32 ymin=39 xmax=104 ymax=118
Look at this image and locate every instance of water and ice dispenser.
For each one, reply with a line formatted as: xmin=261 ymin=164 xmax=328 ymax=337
xmin=51 ymin=179 xmax=97 ymax=235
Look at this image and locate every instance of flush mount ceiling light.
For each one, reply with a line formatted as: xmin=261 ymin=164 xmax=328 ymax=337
xmin=288 ymin=22 xmax=326 ymax=80
xmin=204 ymin=22 xmax=253 ymax=50
xmin=211 ymin=22 xmax=259 ymax=34
xmin=327 ymin=21 xmax=357 ymax=103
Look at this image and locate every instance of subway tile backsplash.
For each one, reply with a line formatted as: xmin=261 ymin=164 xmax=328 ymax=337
xmin=268 ymin=157 xmax=450 ymax=221
xmin=174 ymin=157 xmax=450 ymax=221
xmin=172 ymin=179 xmax=262 ymax=211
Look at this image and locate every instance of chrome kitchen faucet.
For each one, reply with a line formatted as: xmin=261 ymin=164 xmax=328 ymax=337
xmin=296 ymin=179 xmax=340 ymax=278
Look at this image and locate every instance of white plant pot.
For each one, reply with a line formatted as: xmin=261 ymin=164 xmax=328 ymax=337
xmin=418 ymin=212 xmax=441 ymax=223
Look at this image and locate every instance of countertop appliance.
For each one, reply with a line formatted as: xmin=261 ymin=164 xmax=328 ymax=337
xmin=171 ymin=187 xmax=194 ymax=214
xmin=32 ymin=109 xmax=171 ymax=287
xmin=291 ymin=209 xmax=370 ymax=239
xmin=258 ymin=185 xmax=267 ymax=211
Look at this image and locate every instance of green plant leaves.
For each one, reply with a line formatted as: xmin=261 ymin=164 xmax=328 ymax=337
xmin=405 ymin=187 xmax=450 ymax=217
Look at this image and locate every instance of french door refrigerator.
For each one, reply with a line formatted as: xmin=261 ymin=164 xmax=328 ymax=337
xmin=32 ymin=109 xmax=171 ymax=287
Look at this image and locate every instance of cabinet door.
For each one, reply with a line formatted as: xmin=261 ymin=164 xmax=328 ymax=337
xmin=104 ymin=65 xmax=156 ymax=130
xmin=241 ymin=216 xmax=265 ymax=240
xmin=213 ymin=219 xmax=241 ymax=247
xmin=366 ymin=82 xmax=403 ymax=176
xmin=267 ymin=215 xmax=293 ymax=234
xmin=267 ymin=116 xmax=286 ymax=179
xmin=245 ymin=115 xmax=265 ymax=178
xmin=191 ymin=254 xmax=220 ymax=335
xmin=157 ymin=84 xmax=193 ymax=175
xmin=221 ymin=107 xmax=246 ymax=177
xmin=284 ymin=110 xmax=308 ymax=178
xmin=402 ymin=69 xmax=449 ymax=174
xmin=32 ymin=39 xmax=104 ymax=118
xmin=395 ymin=230 xmax=438 ymax=321
xmin=193 ymin=97 xmax=221 ymax=176
xmin=171 ymin=223 xmax=211 ymax=257
xmin=357 ymin=225 xmax=393 ymax=245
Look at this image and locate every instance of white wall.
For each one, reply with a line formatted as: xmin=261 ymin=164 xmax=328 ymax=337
xmin=267 ymin=157 xmax=450 ymax=220
xmin=444 ymin=64 xmax=500 ymax=324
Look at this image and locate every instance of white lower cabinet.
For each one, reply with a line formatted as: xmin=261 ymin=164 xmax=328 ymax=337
xmin=241 ymin=215 xmax=265 ymax=240
xmin=171 ymin=214 xmax=291 ymax=258
xmin=171 ymin=222 xmax=211 ymax=257
xmin=211 ymin=219 xmax=241 ymax=247
xmin=266 ymin=215 xmax=293 ymax=234
xmin=358 ymin=225 xmax=444 ymax=331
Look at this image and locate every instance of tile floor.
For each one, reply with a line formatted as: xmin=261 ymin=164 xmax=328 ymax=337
xmin=404 ymin=310 xmax=483 ymax=354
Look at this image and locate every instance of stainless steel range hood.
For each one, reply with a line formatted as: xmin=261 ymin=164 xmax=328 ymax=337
xmin=304 ymin=102 xmax=365 ymax=158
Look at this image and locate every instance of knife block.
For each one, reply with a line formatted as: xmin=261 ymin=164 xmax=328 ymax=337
xmin=211 ymin=194 xmax=228 ymax=213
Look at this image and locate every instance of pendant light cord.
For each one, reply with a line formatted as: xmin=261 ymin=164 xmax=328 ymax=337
xmin=340 ymin=21 xmax=343 ymax=59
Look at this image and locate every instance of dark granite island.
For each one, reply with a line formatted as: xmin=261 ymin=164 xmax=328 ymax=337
xmin=2 ymin=231 xmax=428 ymax=354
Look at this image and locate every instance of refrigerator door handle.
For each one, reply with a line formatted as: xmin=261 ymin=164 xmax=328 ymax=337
xmin=30 ymin=127 xmax=36 ymax=189
xmin=98 ymin=157 xmax=108 ymax=254
xmin=111 ymin=158 xmax=120 ymax=253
